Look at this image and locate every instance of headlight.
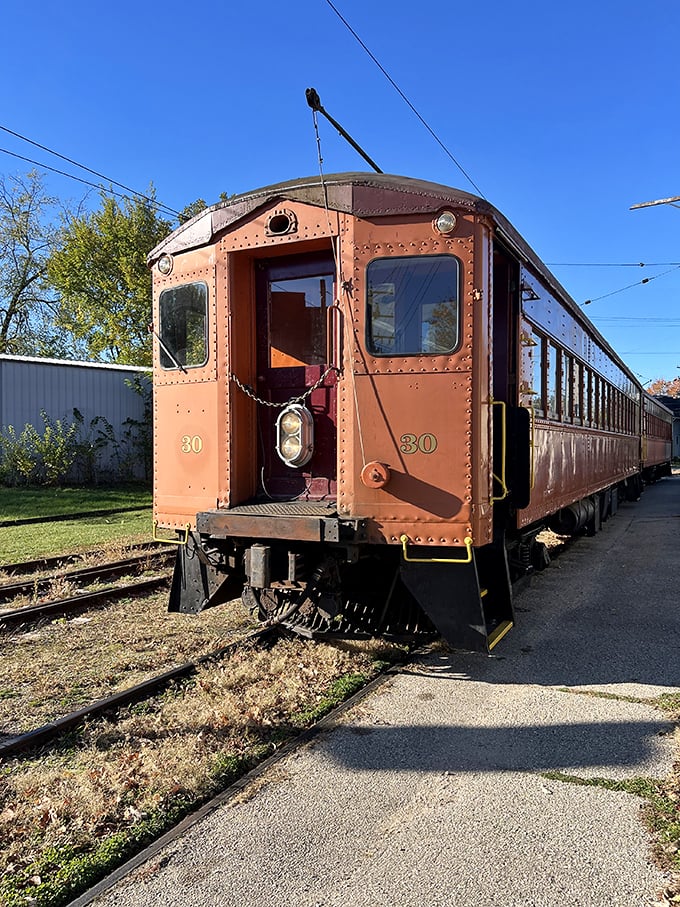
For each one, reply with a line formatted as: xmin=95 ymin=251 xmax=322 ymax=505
xmin=433 ymin=210 xmax=457 ymax=234
xmin=157 ymin=254 xmax=174 ymax=275
xmin=280 ymin=410 xmax=302 ymax=434
xmin=281 ymin=436 xmax=302 ymax=459
xmin=276 ymin=404 xmax=314 ymax=468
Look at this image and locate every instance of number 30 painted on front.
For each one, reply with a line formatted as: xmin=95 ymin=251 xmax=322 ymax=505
xmin=400 ymin=432 xmax=438 ymax=454
xmin=181 ymin=435 xmax=203 ymax=454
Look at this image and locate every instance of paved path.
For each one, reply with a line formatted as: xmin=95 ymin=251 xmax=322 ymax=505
xmin=93 ymin=477 xmax=680 ymax=907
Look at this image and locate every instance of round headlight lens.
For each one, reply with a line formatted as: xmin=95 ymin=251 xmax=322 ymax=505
xmin=280 ymin=411 xmax=302 ymax=434
xmin=281 ymin=436 xmax=302 ymax=459
xmin=434 ymin=211 xmax=457 ymax=234
xmin=157 ymin=254 xmax=173 ymax=275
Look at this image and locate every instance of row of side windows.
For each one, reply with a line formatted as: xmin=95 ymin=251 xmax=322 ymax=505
xmin=525 ymin=333 xmax=639 ymax=434
xmin=645 ymin=411 xmax=672 ymax=441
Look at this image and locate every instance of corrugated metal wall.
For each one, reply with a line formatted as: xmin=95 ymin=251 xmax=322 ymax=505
xmin=0 ymin=355 xmax=150 ymax=478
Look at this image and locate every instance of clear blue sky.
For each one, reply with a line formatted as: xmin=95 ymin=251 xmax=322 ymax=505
xmin=2 ymin=0 xmax=678 ymax=384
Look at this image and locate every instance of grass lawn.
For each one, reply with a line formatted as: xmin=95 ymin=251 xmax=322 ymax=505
xmin=0 ymin=485 xmax=151 ymax=520
xmin=0 ymin=486 xmax=153 ymax=565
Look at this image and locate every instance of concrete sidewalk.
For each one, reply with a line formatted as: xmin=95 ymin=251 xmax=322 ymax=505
xmin=94 ymin=477 xmax=680 ymax=907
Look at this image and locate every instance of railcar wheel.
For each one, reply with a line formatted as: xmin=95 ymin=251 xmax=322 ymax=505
xmin=242 ymin=552 xmax=436 ymax=641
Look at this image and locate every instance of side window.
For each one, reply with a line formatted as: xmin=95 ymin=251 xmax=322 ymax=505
xmin=366 ymin=255 xmax=460 ymax=356
xmin=532 ymin=334 xmax=545 ymax=415
xmin=572 ymin=361 xmax=582 ymax=423
xmin=603 ymin=383 xmax=610 ymax=430
xmin=159 ymin=282 xmax=208 ymax=369
xmin=561 ymin=353 xmax=572 ymax=421
xmin=546 ymin=342 xmax=558 ymax=419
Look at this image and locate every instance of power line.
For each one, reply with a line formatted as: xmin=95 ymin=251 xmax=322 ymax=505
xmin=590 ymin=316 xmax=680 ymax=325
xmin=548 ymin=261 xmax=680 ymax=267
xmin=323 ymin=0 xmax=485 ymax=198
xmin=0 ymin=146 xmax=165 ymax=210
xmin=0 ymin=124 xmax=181 ymax=218
xmin=581 ymin=265 xmax=680 ymax=306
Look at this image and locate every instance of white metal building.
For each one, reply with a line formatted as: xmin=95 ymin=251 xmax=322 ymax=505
xmin=0 ymin=354 xmax=150 ymax=480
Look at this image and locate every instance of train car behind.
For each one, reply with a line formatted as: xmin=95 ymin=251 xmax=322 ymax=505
xmin=642 ymin=392 xmax=673 ymax=482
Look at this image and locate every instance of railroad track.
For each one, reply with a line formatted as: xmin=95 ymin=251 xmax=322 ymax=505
xmin=0 ymin=540 xmax=165 ymax=578
xmin=0 ymin=549 xmax=175 ymax=629
xmin=67 ymin=659 xmax=396 ymax=907
xmin=0 ymin=627 xmax=276 ymax=757
xmin=0 ymin=547 xmax=173 ymax=601
xmin=0 ymin=574 xmax=172 ymax=628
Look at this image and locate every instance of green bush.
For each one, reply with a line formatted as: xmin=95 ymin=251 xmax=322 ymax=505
xmin=118 ymin=375 xmax=153 ymax=482
xmin=0 ymin=404 xmax=150 ymax=487
xmin=0 ymin=424 xmax=39 ymax=485
xmin=31 ymin=412 xmax=81 ymax=484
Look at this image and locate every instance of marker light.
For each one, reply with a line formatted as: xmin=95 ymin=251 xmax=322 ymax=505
xmin=275 ymin=404 xmax=314 ymax=468
xmin=157 ymin=254 xmax=174 ymax=275
xmin=434 ymin=211 xmax=457 ymax=234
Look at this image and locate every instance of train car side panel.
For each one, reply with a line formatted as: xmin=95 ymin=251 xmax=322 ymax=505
xmin=335 ymin=210 xmax=484 ymax=547
xmin=642 ymin=392 xmax=673 ymax=479
xmin=153 ymin=255 xmax=226 ymax=530
xmin=516 ymin=267 xmax=640 ymax=528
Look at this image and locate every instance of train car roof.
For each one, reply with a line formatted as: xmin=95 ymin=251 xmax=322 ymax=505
xmin=642 ymin=390 xmax=675 ymax=415
xmin=149 ymin=172 xmax=641 ymax=390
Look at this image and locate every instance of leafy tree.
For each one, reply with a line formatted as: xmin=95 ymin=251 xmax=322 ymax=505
xmin=0 ymin=170 xmax=61 ymax=355
xmin=48 ymin=190 xmax=173 ymax=365
xmin=647 ymin=377 xmax=680 ymax=397
xmin=179 ymin=198 xmax=208 ymax=224
xmin=178 ymin=192 xmax=231 ymax=224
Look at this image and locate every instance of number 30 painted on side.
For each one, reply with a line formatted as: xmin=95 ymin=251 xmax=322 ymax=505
xmin=399 ymin=433 xmax=438 ymax=454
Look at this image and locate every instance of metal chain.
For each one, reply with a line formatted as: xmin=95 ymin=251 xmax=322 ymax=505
xmin=230 ymin=366 xmax=338 ymax=408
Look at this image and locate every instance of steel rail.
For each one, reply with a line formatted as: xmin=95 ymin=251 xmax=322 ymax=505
xmin=0 ymin=575 xmax=171 ymax=629
xmin=0 ymin=550 xmax=173 ymax=602
xmin=0 ymin=505 xmax=148 ymax=529
xmin=0 ymin=541 xmax=164 ymax=578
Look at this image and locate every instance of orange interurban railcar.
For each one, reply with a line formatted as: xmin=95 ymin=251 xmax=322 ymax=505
xmin=149 ymin=173 xmax=672 ymax=652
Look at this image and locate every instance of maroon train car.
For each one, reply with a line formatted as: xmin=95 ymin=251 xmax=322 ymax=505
xmin=642 ymin=392 xmax=673 ymax=482
xmin=149 ymin=173 xmax=667 ymax=652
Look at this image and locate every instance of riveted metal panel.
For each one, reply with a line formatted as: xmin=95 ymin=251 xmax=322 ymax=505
xmin=335 ymin=210 xmax=478 ymax=547
xmin=152 ymin=249 xmax=223 ymax=529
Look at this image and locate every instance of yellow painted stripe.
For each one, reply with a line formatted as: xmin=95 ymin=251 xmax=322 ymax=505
xmin=487 ymin=620 xmax=514 ymax=651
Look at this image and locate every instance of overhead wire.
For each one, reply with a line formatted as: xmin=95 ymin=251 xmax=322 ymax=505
xmin=590 ymin=316 xmax=680 ymax=325
xmin=548 ymin=261 xmax=680 ymax=267
xmin=0 ymin=146 xmax=170 ymax=211
xmin=323 ymin=0 xmax=485 ymax=198
xmin=581 ymin=265 xmax=680 ymax=306
xmin=321 ymin=6 xmax=678 ymax=309
xmin=0 ymin=124 xmax=181 ymax=218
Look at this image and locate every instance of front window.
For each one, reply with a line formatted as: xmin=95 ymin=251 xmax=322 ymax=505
xmin=159 ymin=282 xmax=208 ymax=369
xmin=366 ymin=255 xmax=460 ymax=356
xmin=269 ymin=271 xmax=331 ymax=368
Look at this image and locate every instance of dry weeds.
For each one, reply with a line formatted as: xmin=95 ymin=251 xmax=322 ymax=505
xmin=0 ymin=542 xmax=169 ymax=592
xmin=0 ymin=591 xmax=252 ymax=735
xmin=0 ymin=635 xmax=391 ymax=900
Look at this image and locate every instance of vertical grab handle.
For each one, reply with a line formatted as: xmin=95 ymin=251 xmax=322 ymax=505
xmin=526 ymin=405 xmax=536 ymax=489
xmin=490 ymin=398 xmax=509 ymax=502
xmin=326 ymin=303 xmax=343 ymax=370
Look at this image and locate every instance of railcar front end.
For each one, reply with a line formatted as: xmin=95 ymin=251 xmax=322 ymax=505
xmin=150 ymin=173 xmax=658 ymax=653
xmin=151 ymin=174 xmax=516 ymax=652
